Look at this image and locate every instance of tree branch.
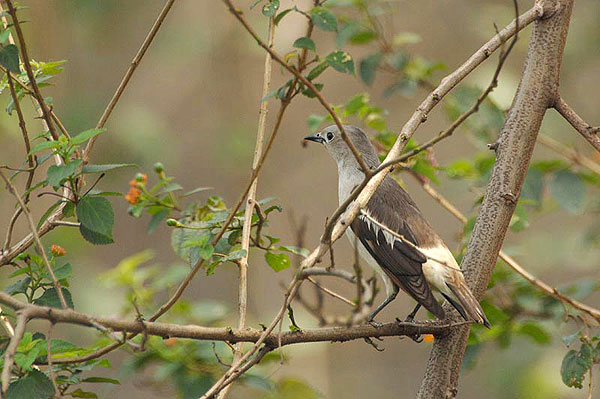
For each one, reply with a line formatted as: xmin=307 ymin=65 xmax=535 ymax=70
xmin=554 ymin=96 xmax=600 ymax=152
xmin=418 ymin=1 xmax=575 ymax=397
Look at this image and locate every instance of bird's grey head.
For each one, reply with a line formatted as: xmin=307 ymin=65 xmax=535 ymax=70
xmin=304 ymin=125 xmax=380 ymax=170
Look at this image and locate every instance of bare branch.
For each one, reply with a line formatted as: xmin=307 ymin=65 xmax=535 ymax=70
xmin=537 ymin=134 xmax=600 ymax=175
xmin=554 ymin=97 xmax=600 ymax=152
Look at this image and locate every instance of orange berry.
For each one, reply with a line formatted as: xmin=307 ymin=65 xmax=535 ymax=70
xmin=129 ymin=179 xmax=138 ymax=187
xmin=423 ymin=334 xmax=434 ymax=343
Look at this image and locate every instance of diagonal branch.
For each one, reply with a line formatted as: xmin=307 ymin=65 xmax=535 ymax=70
xmin=83 ymin=0 xmax=177 ymax=161
xmin=554 ymin=96 xmax=600 ymax=152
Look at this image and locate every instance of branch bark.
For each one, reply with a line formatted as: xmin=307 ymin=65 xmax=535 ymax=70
xmin=554 ymin=97 xmax=600 ymax=152
xmin=417 ymin=1 xmax=575 ymax=397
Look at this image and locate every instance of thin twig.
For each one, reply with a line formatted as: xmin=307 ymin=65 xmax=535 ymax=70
xmin=220 ymin=0 xmax=371 ymax=176
xmin=46 ymin=323 xmax=60 ymax=397
xmin=83 ymin=0 xmax=177 ymax=161
xmin=537 ymin=134 xmax=600 ymax=175
xmin=306 ymin=276 xmax=355 ymax=306
xmin=5 ymin=0 xmax=60 ymax=141
xmin=0 ymin=170 xmax=68 ymax=309
xmin=554 ymin=97 xmax=600 ymax=152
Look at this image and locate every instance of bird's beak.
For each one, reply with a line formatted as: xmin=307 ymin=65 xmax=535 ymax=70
xmin=303 ymin=133 xmax=325 ymax=144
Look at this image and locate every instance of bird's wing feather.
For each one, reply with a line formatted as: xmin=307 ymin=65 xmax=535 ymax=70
xmin=350 ymin=177 xmax=445 ymax=318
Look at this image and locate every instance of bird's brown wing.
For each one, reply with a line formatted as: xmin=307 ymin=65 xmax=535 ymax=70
xmin=351 ymin=205 xmax=445 ymax=319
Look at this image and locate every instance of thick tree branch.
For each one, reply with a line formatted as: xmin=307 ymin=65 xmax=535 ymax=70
xmin=554 ymin=96 xmax=600 ymax=152
xmin=0 ymin=292 xmax=456 ymax=348
xmin=418 ymin=1 xmax=575 ymax=398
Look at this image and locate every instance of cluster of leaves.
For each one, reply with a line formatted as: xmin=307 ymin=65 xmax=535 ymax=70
xmin=560 ymin=332 xmax=600 ymax=389
xmin=1 ymin=247 xmax=120 ymax=398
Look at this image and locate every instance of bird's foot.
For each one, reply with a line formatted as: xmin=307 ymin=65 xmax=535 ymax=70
xmin=368 ymin=319 xmax=383 ymax=328
xmin=363 ymin=337 xmax=385 ymax=352
xmin=395 ymin=318 xmax=423 ymax=342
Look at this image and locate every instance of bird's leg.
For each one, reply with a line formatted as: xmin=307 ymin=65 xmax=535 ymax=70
xmin=366 ymin=286 xmax=399 ymax=328
xmin=403 ymin=304 xmax=422 ymax=323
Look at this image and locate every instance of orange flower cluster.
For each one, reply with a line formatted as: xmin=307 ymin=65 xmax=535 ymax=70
xmin=125 ymin=174 xmax=146 ymax=204
xmin=51 ymin=244 xmax=66 ymax=257
xmin=423 ymin=334 xmax=434 ymax=343
xmin=125 ymin=187 xmax=141 ymax=204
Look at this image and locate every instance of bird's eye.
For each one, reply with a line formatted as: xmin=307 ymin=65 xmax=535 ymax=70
xmin=326 ymin=132 xmax=334 ymax=141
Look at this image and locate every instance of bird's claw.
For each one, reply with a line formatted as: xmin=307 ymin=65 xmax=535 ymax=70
xmin=363 ymin=337 xmax=385 ymax=351
xmin=368 ymin=319 xmax=383 ymax=328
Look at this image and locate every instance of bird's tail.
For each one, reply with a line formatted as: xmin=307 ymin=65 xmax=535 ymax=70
xmin=444 ymin=277 xmax=490 ymax=328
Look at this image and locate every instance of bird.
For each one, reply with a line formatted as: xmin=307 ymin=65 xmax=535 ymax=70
xmin=304 ymin=125 xmax=490 ymax=328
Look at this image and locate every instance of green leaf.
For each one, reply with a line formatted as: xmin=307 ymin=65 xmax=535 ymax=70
xmin=81 ymin=377 xmax=120 ymax=384
xmin=148 ymin=209 xmax=169 ymax=235
xmin=81 ymin=163 xmax=137 ymax=174
xmin=46 ymin=159 xmax=82 ymax=189
xmin=51 ymin=263 xmax=72 ymax=280
xmin=278 ymin=245 xmax=309 ymax=258
xmin=325 ymin=51 xmax=354 ymax=74
xmin=70 ymin=389 xmax=98 ymax=398
xmin=549 ymin=169 xmax=585 ymax=214
xmin=273 ymin=8 xmax=292 ymax=25
xmin=5 ymin=369 xmax=55 ymax=399
xmin=4 ymin=277 xmax=30 ymax=296
xmin=359 ymin=53 xmax=383 ymax=86
xmin=310 ymin=6 xmax=337 ymax=32
xmin=262 ymin=0 xmax=279 ymax=17
xmin=76 ymin=196 xmax=114 ymax=243
xmin=0 ymin=30 xmax=11 ymax=44
xmin=561 ymin=345 xmax=593 ymax=388
xmin=34 ymin=288 xmax=74 ymax=309
xmin=517 ymin=322 xmax=551 ymax=344
xmin=28 ymin=140 xmax=59 ymax=155
xmin=300 ymin=83 xmax=323 ymax=98
xmin=307 ymin=61 xmax=329 ymax=81
xmin=70 ymin=128 xmax=106 ymax=145
xmin=293 ymin=37 xmax=316 ymax=52
xmin=0 ymin=44 xmax=20 ymax=74
xmin=79 ymin=225 xmax=114 ymax=245
xmin=265 ymin=251 xmax=290 ymax=272
xmin=181 ymin=187 xmax=212 ymax=198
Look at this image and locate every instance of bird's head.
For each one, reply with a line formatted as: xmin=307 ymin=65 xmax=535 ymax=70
xmin=304 ymin=125 xmax=380 ymax=169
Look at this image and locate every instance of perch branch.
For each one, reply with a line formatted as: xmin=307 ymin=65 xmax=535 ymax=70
xmin=554 ymin=97 xmax=600 ymax=152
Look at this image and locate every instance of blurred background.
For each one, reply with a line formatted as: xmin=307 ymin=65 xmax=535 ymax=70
xmin=0 ymin=0 xmax=599 ymax=398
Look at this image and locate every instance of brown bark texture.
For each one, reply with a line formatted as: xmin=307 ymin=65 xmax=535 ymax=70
xmin=417 ymin=1 xmax=575 ymax=398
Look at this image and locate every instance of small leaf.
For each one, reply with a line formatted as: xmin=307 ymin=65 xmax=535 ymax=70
xmin=4 ymin=277 xmax=30 ymax=296
xmin=70 ymin=128 xmax=106 ymax=145
xmin=52 ymin=263 xmax=72 ymax=280
xmin=293 ymin=37 xmax=316 ymax=52
xmin=265 ymin=251 xmax=290 ymax=272
xmin=148 ymin=209 xmax=169 ymax=235
xmin=325 ymin=51 xmax=354 ymax=74
xmin=46 ymin=159 xmax=82 ymax=189
xmin=359 ymin=53 xmax=383 ymax=86
xmin=181 ymin=187 xmax=212 ymax=198
xmin=561 ymin=345 xmax=593 ymax=388
xmin=5 ymin=369 xmax=55 ymax=399
xmin=81 ymin=163 xmax=137 ymax=174
xmin=549 ymin=170 xmax=585 ymax=214
xmin=79 ymin=225 xmax=114 ymax=245
xmin=0 ymin=44 xmax=20 ymax=74
xmin=307 ymin=61 xmax=329 ymax=81
xmin=70 ymin=389 xmax=98 ymax=398
xmin=278 ymin=245 xmax=309 ymax=258
xmin=262 ymin=0 xmax=279 ymax=17
xmin=310 ymin=7 xmax=337 ymax=32
xmin=517 ymin=322 xmax=551 ymax=344
xmin=28 ymin=140 xmax=59 ymax=155
xmin=81 ymin=377 xmax=120 ymax=384
xmin=273 ymin=8 xmax=292 ymax=25
xmin=33 ymin=288 xmax=74 ymax=309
